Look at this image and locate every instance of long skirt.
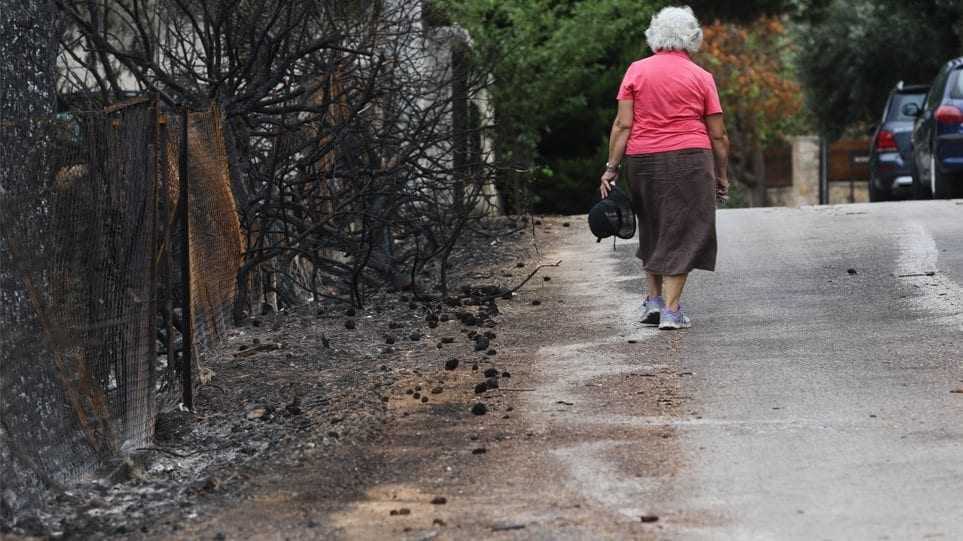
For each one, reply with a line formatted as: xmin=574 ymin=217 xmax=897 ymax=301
xmin=623 ymin=148 xmax=717 ymax=275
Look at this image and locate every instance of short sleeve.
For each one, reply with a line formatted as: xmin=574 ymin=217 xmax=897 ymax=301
xmin=704 ymin=74 xmax=723 ymax=115
xmin=616 ymin=66 xmax=636 ymax=101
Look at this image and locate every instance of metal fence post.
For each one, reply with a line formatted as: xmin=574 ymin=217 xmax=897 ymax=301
xmin=179 ymin=106 xmax=194 ymax=410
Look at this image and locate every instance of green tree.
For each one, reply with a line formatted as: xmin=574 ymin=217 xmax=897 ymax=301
xmin=442 ymin=0 xmax=804 ymax=213
xmin=796 ymin=0 xmax=963 ymax=138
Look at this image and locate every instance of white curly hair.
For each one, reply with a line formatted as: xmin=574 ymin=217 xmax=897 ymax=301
xmin=645 ymin=6 xmax=704 ymax=54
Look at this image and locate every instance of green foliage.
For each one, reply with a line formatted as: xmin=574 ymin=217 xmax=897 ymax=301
xmin=795 ymin=0 xmax=963 ymax=138
xmin=441 ymin=0 xmax=807 ymax=213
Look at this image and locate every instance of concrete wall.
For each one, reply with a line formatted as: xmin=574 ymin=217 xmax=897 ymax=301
xmin=767 ymin=136 xmax=869 ymax=207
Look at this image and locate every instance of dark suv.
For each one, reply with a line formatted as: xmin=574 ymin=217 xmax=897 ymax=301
xmin=908 ymin=57 xmax=963 ymax=199
xmin=868 ymin=82 xmax=928 ymax=201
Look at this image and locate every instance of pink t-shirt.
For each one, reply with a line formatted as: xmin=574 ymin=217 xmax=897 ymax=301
xmin=616 ymin=50 xmax=723 ymax=155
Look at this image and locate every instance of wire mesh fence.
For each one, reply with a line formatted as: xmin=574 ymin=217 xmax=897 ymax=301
xmin=0 ymin=97 xmax=243 ymax=515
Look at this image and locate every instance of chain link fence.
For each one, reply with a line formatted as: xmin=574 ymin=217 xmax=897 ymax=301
xmin=0 ymin=98 xmax=244 ymax=518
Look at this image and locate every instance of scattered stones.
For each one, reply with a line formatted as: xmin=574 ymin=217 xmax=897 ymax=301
xmin=515 ymin=262 xmax=525 ymax=268
xmin=562 ymin=222 xmax=570 ymax=227
xmin=543 ymin=276 xmax=551 ymax=281
xmin=406 ymin=389 xmax=414 ymax=395
xmin=441 ymin=337 xmax=455 ymax=344
xmin=472 ymin=362 xmax=479 ymax=371
xmin=385 ymin=336 xmax=396 ymax=344
xmin=433 ymin=518 xmax=447 ymax=526
xmin=245 ymin=405 xmax=269 ymax=420
xmin=531 ymin=300 xmax=541 ymax=306
xmin=390 ymin=508 xmax=411 ymax=516
xmin=431 ymin=386 xmax=443 ymax=394
xmin=485 ymin=377 xmax=499 ymax=390
xmin=389 ymin=321 xmax=402 ymax=329
xmin=444 ymin=358 xmax=460 ymax=370
xmin=847 ymin=268 xmax=858 ymax=275
xmin=410 ymin=332 xmax=423 ymax=341
xmin=421 ymin=396 xmax=429 ymax=403
xmin=471 ymin=403 xmax=488 ymax=415
xmin=474 ymin=382 xmax=488 ymax=394
xmin=345 ymin=308 xmax=356 ymax=317
xmin=344 ymin=319 xmax=356 ymax=330
xmin=413 ymin=392 xmax=421 ymax=399
xmin=484 ymin=331 xmax=496 ymax=339
xmin=640 ymin=515 xmax=659 ymax=523
xmin=471 ymin=447 xmax=487 ymax=454
xmin=486 ymin=349 xmax=497 ymax=356
xmin=483 ymin=368 xmax=498 ymax=378
xmin=501 ymin=371 xmax=511 ymax=378
xmin=430 ymin=496 xmax=448 ymax=505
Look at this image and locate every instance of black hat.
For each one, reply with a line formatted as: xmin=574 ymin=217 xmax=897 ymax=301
xmin=588 ymin=185 xmax=636 ymax=242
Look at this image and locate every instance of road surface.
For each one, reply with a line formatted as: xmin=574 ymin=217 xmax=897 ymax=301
xmin=521 ymin=200 xmax=963 ymax=539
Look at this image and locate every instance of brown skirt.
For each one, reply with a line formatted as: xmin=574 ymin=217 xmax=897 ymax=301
xmin=624 ymin=148 xmax=717 ymax=275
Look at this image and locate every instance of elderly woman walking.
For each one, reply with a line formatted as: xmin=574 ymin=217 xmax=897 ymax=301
xmin=600 ymin=5 xmax=729 ymax=330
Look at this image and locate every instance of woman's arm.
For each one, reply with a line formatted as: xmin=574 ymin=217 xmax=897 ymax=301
xmin=705 ymin=113 xmax=730 ymax=198
xmin=600 ymin=100 xmax=634 ymax=197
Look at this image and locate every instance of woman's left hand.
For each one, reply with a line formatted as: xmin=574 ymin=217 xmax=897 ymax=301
xmin=599 ymin=170 xmax=618 ymax=198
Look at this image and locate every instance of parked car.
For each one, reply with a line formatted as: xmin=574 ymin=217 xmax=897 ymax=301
xmin=907 ymin=57 xmax=963 ymax=199
xmin=868 ymin=82 xmax=928 ymax=201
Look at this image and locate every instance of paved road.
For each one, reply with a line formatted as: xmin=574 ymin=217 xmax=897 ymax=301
xmin=531 ymin=200 xmax=963 ymax=539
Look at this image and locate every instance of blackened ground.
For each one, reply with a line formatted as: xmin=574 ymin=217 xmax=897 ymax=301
xmin=2 ymin=215 xmax=549 ymax=540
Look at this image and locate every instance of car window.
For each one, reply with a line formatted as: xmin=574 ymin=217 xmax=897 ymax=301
xmin=888 ymin=92 xmax=926 ymax=120
xmin=951 ymin=69 xmax=963 ymax=99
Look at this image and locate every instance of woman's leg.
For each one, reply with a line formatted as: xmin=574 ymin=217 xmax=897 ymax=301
xmin=663 ymin=273 xmax=688 ymax=311
xmin=645 ymin=272 xmax=663 ymax=299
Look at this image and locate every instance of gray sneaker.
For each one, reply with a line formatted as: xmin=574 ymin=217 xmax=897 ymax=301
xmin=641 ymin=296 xmax=664 ymax=324
xmin=658 ymin=306 xmax=691 ymax=330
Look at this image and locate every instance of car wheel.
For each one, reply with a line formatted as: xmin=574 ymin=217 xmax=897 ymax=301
xmin=930 ymin=154 xmax=962 ymax=199
xmin=868 ymin=177 xmax=887 ymax=202
xmin=911 ymin=158 xmax=931 ymax=200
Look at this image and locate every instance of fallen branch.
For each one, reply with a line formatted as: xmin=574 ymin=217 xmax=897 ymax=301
xmin=136 ymin=444 xmax=234 ymax=458
xmin=896 ymin=271 xmax=936 ymax=278
xmin=478 ymin=259 xmax=562 ymax=303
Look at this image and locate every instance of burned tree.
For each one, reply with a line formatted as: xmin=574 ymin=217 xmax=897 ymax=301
xmin=57 ymin=0 xmax=500 ymax=309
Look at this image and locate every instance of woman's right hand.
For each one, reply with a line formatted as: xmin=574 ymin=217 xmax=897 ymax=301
xmin=716 ymin=176 xmax=730 ymax=203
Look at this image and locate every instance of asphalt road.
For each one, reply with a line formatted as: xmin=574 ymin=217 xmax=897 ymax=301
xmin=533 ymin=199 xmax=963 ymax=539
